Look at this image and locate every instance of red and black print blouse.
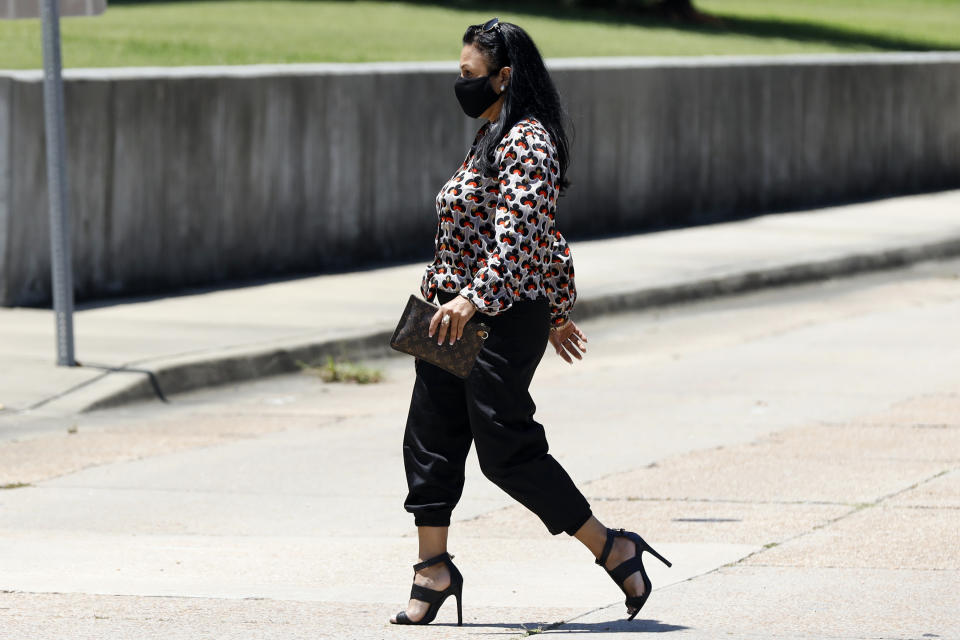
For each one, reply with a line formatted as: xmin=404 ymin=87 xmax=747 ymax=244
xmin=420 ymin=117 xmax=577 ymax=327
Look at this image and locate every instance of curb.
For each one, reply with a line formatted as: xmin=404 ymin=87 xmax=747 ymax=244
xmin=73 ymin=236 xmax=960 ymax=413
xmin=75 ymin=330 xmax=399 ymax=413
xmin=573 ymin=236 xmax=960 ymax=319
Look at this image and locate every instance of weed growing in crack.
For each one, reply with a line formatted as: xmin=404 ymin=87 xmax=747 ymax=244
xmin=297 ymin=357 xmax=383 ymax=384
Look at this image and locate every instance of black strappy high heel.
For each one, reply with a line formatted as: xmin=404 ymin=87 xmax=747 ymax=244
xmin=596 ymin=528 xmax=672 ymax=620
xmin=391 ymin=552 xmax=463 ymax=626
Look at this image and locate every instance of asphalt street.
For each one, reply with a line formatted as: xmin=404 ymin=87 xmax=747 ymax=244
xmin=1 ymin=258 xmax=958 ymax=639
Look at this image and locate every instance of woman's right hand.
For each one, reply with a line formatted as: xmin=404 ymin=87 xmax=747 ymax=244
xmin=549 ymin=320 xmax=588 ymax=364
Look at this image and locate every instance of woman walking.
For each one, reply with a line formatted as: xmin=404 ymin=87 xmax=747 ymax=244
xmin=391 ymin=18 xmax=671 ymax=626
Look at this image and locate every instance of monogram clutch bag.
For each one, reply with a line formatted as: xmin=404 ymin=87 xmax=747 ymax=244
xmin=390 ymin=294 xmax=491 ymax=379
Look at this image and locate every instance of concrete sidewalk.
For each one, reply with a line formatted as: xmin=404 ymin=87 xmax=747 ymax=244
xmin=1 ymin=189 xmax=959 ymax=418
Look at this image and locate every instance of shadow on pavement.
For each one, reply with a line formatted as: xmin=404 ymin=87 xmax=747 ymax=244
xmin=443 ymin=618 xmax=689 ymax=634
xmin=548 ymin=618 xmax=690 ymax=634
xmin=402 ymin=0 xmax=953 ymax=53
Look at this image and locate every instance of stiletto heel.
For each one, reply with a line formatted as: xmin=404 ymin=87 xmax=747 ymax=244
xmin=595 ymin=527 xmax=671 ymax=620
xmin=455 ymin=583 xmax=463 ymax=625
xmin=643 ymin=540 xmax=672 ymax=569
xmin=392 ymin=552 xmax=464 ymax=626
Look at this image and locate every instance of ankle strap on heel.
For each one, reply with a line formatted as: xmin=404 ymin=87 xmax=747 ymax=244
xmin=595 ymin=528 xmax=625 ymax=566
xmin=413 ymin=552 xmax=453 ymax=572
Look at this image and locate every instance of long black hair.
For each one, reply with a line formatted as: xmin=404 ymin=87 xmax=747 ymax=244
xmin=463 ymin=20 xmax=572 ymax=191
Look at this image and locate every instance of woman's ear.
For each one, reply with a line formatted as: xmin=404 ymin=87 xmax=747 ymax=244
xmin=498 ymin=66 xmax=512 ymax=92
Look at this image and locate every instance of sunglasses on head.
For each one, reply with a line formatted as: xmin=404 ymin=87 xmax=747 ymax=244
xmin=481 ymin=17 xmax=500 ymax=33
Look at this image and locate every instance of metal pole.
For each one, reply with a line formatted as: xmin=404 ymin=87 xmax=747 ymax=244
xmin=39 ymin=0 xmax=76 ymax=366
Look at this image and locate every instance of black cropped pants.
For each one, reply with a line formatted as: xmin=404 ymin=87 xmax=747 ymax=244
xmin=402 ymin=290 xmax=593 ymax=536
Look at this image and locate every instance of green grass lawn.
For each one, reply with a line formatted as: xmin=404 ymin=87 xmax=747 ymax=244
xmin=1 ymin=0 xmax=958 ymax=69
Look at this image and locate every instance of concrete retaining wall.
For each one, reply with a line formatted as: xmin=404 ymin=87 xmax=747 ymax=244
xmin=1 ymin=53 xmax=959 ymax=307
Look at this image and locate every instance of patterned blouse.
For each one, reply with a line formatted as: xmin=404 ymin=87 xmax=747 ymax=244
xmin=420 ymin=117 xmax=577 ymax=327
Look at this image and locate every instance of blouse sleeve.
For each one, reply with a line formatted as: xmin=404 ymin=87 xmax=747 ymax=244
xmin=458 ymin=124 xmax=556 ymax=316
xmin=544 ymin=229 xmax=577 ymax=326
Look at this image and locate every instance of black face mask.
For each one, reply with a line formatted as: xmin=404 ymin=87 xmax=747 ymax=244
xmin=454 ymin=74 xmax=501 ymax=119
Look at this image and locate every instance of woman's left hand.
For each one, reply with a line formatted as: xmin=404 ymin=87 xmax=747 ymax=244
xmin=549 ymin=320 xmax=588 ymax=363
xmin=429 ymin=295 xmax=478 ymax=345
